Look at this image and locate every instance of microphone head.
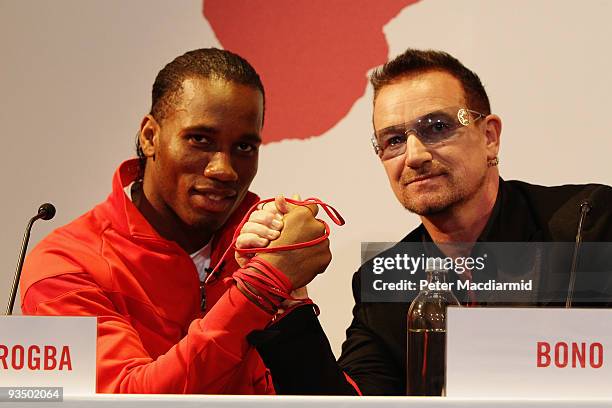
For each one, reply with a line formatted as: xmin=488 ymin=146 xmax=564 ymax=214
xmin=38 ymin=203 xmax=56 ymax=220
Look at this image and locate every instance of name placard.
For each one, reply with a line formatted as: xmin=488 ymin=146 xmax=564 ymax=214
xmin=0 ymin=316 xmax=96 ymax=395
xmin=446 ymin=308 xmax=612 ymax=397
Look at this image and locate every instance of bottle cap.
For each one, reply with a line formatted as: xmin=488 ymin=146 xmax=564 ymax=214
xmin=425 ymin=258 xmax=447 ymax=273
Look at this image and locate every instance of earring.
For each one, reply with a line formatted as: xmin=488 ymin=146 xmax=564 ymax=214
xmin=487 ymin=157 xmax=499 ymax=167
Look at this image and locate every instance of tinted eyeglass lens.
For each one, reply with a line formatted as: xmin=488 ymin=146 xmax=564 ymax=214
xmin=415 ymin=113 xmax=459 ymax=144
xmin=379 ymin=132 xmax=407 ymax=160
xmin=375 ymin=109 xmax=463 ymax=160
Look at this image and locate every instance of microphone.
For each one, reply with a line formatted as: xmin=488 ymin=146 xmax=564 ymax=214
xmin=37 ymin=203 xmax=56 ymax=220
xmin=565 ymin=200 xmax=591 ymax=308
xmin=5 ymin=203 xmax=56 ymax=315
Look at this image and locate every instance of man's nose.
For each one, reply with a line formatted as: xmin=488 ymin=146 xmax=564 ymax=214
xmin=204 ymin=152 xmax=238 ymax=182
xmin=404 ymin=133 xmax=433 ymax=169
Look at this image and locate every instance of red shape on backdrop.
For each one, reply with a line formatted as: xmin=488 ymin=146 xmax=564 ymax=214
xmin=203 ymin=0 xmax=419 ymax=143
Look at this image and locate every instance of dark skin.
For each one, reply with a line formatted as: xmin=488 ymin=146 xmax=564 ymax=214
xmin=137 ymin=76 xmax=332 ymax=310
xmin=138 ymin=77 xmax=263 ymax=253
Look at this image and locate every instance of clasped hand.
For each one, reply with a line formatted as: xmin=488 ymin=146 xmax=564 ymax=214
xmin=235 ymin=195 xmax=331 ymax=291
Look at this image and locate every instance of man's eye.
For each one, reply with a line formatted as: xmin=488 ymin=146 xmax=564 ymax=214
xmin=431 ymin=121 xmax=452 ymax=132
xmin=236 ymin=142 xmax=258 ymax=153
xmin=419 ymin=121 xmax=454 ymax=139
xmin=188 ymin=134 xmax=211 ymax=144
xmin=384 ymin=134 xmax=407 ymax=149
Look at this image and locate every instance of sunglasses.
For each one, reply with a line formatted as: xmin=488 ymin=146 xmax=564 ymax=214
xmin=372 ymin=107 xmax=486 ymax=161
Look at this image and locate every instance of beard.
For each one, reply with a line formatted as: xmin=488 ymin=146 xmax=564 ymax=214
xmin=402 ymin=184 xmax=460 ymax=215
xmin=397 ymin=165 xmax=487 ymax=216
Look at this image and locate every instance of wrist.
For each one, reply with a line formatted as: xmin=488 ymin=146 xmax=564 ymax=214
xmin=257 ymin=253 xmax=297 ymax=288
xmin=235 ymin=280 xmax=278 ymax=315
xmin=245 ymin=266 xmax=285 ymax=303
xmin=231 ymin=259 xmax=296 ymax=316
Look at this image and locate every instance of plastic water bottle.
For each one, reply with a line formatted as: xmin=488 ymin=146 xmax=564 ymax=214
xmin=407 ymin=264 xmax=460 ymax=396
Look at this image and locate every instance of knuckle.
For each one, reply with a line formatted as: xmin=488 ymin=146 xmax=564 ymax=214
xmin=294 ymin=206 xmax=311 ymax=217
xmin=253 ymin=223 xmax=267 ymax=234
xmin=256 ymin=211 xmax=276 ymax=225
xmin=235 ymin=237 xmax=247 ymax=249
xmin=249 ymin=234 xmax=259 ymax=244
xmin=243 ymin=223 xmax=264 ymax=236
xmin=310 ymin=205 xmax=319 ymax=217
xmin=265 ymin=212 xmax=278 ymax=224
xmin=250 ymin=210 xmax=264 ymax=221
xmin=263 ymin=202 xmax=279 ymax=215
xmin=240 ymin=223 xmax=254 ymax=234
xmin=250 ymin=211 xmax=266 ymax=223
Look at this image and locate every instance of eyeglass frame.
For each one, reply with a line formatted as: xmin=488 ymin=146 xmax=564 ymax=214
xmin=371 ymin=107 xmax=487 ymax=160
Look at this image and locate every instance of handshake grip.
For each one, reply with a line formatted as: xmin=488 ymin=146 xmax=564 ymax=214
xmin=206 ymin=197 xmax=345 ymax=315
xmin=244 ymin=197 xmax=344 ymax=289
xmin=234 ymin=197 xmax=344 ymax=255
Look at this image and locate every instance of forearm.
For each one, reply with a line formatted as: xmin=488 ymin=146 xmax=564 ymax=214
xmin=250 ymin=305 xmax=359 ymax=395
xmin=24 ymin=277 xmax=273 ymax=394
xmin=111 ymin=284 xmax=273 ymax=393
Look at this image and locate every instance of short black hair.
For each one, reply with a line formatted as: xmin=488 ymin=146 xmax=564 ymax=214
xmin=370 ymin=49 xmax=490 ymax=115
xmin=136 ymin=48 xmax=265 ymax=170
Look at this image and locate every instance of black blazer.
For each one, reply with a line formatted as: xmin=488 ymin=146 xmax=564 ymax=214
xmin=251 ymin=179 xmax=612 ymax=395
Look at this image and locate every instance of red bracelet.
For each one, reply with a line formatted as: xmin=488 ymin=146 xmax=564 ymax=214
xmin=231 ymin=276 xmax=279 ymax=315
xmin=231 ymin=257 xmax=320 ymax=316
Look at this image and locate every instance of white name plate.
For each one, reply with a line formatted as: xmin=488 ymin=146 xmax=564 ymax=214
xmin=446 ymin=308 xmax=612 ymax=398
xmin=0 ymin=316 xmax=96 ymax=395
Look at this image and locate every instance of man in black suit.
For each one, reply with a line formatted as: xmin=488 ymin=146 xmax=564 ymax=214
xmin=240 ymin=49 xmax=612 ymax=395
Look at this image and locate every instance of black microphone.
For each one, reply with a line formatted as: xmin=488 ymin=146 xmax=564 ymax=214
xmin=37 ymin=203 xmax=56 ymax=220
xmin=565 ymin=200 xmax=591 ymax=308
xmin=5 ymin=203 xmax=56 ymax=315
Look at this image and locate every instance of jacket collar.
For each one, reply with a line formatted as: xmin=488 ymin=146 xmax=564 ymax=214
xmin=105 ymin=159 xmax=158 ymax=240
xmin=103 ymin=159 xmax=259 ymax=256
xmin=478 ymin=178 xmax=541 ymax=242
xmin=402 ymin=178 xmax=541 ymax=243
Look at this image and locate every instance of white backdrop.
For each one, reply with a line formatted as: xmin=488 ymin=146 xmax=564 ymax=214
xmin=1 ymin=0 xmax=611 ymax=356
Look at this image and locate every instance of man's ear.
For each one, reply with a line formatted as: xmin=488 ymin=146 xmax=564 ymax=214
xmin=483 ymin=114 xmax=502 ymax=160
xmin=139 ymin=114 xmax=160 ymax=160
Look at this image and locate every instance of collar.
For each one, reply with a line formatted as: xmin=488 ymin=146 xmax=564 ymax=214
xmin=403 ymin=177 xmax=541 ymax=243
xmin=477 ymin=177 xmax=541 ymax=242
xmin=103 ymin=159 xmax=163 ymax=240
xmin=102 ymin=159 xmax=260 ymax=255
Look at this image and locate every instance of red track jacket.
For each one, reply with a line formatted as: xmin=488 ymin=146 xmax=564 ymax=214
xmin=20 ymin=159 xmax=275 ymax=394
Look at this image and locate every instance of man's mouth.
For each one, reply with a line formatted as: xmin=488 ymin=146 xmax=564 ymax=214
xmin=190 ymin=187 xmax=238 ymax=212
xmin=204 ymin=193 xmax=233 ymax=201
xmin=405 ymin=173 xmax=444 ymax=185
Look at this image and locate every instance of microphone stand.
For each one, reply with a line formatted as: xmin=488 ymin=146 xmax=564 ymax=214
xmin=565 ymin=201 xmax=591 ymax=308
xmin=5 ymin=204 xmax=56 ymax=315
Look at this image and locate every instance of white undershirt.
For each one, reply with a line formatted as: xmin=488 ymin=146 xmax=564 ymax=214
xmin=124 ymin=182 xmax=212 ymax=282
xmin=190 ymin=243 xmax=212 ymax=282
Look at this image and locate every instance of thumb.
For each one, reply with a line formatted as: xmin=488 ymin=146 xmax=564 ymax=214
xmin=291 ymin=193 xmax=318 ymax=217
xmin=274 ymin=195 xmax=290 ymax=214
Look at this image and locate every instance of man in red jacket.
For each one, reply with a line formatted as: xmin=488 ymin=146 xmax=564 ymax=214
xmin=20 ymin=48 xmax=331 ymax=394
